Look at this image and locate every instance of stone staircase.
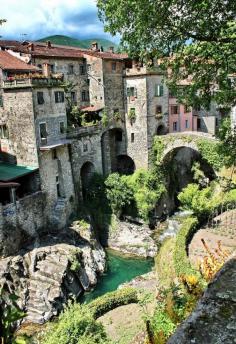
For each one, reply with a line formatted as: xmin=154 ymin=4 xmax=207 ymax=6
xmin=25 ymin=250 xmax=69 ymax=324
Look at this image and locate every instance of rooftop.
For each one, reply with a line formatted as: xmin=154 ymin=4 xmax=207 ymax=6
xmin=0 ymin=50 xmax=38 ymax=72
xmin=0 ymin=40 xmax=128 ymax=61
xmin=0 ymin=162 xmax=38 ymax=182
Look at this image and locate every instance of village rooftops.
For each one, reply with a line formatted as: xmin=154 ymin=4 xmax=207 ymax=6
xmin=0 ymin=50 xmax=38 ymax=72
xmin=0 ymin=40 xmax=128 ymax=61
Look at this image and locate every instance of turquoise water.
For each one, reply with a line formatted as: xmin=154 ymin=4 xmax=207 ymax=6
xmin=81 ymin=249 xmax=153 ymax=303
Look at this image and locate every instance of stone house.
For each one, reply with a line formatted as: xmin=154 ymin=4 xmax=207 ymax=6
xmin=0 ymin=50 xmax=75 ymax=245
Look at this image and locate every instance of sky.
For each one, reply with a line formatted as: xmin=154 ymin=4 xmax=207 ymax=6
xmin=0 ymin=0 xmax=117 ymax=42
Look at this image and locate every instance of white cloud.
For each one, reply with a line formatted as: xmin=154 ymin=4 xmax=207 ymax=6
xmin=0 ymin=0 xmax=115 ymax=41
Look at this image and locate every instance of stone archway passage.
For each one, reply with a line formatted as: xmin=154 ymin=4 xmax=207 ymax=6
xmin=80 ymin=161 xmax=95 ymax=199
xmin=116 ymin=155 xmax=135 ymax=175
xmin=156 ymin=124 xmax=167 ymax=136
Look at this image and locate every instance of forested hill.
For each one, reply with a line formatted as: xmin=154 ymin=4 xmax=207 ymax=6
xmin=37 ymin=35 xmax=118 ymax=51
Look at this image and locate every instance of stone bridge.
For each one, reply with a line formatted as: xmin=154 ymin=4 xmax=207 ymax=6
xmin=157 ymin=131 xmax=217 ymax=163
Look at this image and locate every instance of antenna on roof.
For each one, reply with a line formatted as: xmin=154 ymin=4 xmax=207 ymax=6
xmin=20 ymin=33 xmax=28 ymax=42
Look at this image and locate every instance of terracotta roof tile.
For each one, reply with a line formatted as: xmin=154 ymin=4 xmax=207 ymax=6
xmin=0 ymin=40 xmax=128 ymax=61
xmin=0 ymin=50 xmax=38 ymax=71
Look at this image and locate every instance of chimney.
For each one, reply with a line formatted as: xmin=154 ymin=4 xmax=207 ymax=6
xmin=46 ymin=41 xmax=52 ymax=49
xmin=28 ymin=43 xmax=34 ymax=51
xmin=91 ymin=42 xmax=98 ymax=51
xmin=109 ymin=46 xmax=114 ymax=54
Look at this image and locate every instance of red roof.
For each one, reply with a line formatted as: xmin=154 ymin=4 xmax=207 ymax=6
xmin=0 ymin=50 xmax=38 ymax=71
xmin=0 ymin=40 xmax=128 ymax=61
xmin=81 ymin=105 xmax=104 ymax=112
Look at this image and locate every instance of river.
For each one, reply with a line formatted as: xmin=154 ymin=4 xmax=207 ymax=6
xmin=81 ymin=249 xmax=154 ymax=303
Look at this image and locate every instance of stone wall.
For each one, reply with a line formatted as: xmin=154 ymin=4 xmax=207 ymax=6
xmin=0 ymin=88 xmax=38 ymax=166
xmin=124 ymin=75 xmax=149 ymax=169
xmin=0 ymin=191 xmax=47 ymax=256
xmin=34 ymin=57 xmax=89 ymax=108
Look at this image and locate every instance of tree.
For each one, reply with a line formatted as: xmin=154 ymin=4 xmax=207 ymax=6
xmin=97 ymin=0 xmax=236 ymax=107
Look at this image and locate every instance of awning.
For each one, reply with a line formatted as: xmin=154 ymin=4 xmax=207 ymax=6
xmin=0 ymin=162 xmax=38 ymax=182
xmin=81 ymin=106 xmax=104 ymax=113
xmin=0 ymin=181 xmax=20 ymax=188
xmin=40 ymin=139 xmax=72 ymax=151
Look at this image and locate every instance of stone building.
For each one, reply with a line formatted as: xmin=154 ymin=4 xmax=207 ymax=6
xmin=0 ymin=49 xmax=75 ymax=251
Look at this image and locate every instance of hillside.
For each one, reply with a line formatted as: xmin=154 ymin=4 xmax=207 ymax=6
xmin=37 ymin=35 xmax=117 ymax=51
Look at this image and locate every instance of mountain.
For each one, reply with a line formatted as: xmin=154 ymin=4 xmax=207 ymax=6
xmin=37 ymin=35 xmax=117 ymax=51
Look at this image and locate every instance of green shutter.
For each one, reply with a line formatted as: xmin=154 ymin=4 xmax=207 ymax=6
xmin=134 ymin=88 xmax=137 ymax=97
xmin=155 ymin=84 xmax=164 ymax=96
xmin=160 ymin=85 xmax=164 ymax=96
xmin=127 ymin=88 xmax=131 ymax=97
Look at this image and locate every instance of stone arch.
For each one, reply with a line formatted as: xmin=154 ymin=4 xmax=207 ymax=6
xmin=161 ymin=140 xmax=200 ymax=163
xmin=116 ymin=155 xmax=135 ymax=175
xmin=80 ymin=161 xmax=95 ymax=199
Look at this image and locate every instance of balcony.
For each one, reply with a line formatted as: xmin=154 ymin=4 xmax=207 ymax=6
xmin=2 ymin=74 xmax=64 ymax=89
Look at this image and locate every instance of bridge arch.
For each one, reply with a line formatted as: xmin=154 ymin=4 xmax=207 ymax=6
xmin=116 ymin=154 xmax=135 ymax=175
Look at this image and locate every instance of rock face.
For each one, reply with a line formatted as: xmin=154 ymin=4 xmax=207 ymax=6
xmin=168 ymin=258 xmax=236 ymax=344
xmin=108 ymin=218 xmax=157 ymax=258
xmin=0 ymin=222 xmax=106 ymax=324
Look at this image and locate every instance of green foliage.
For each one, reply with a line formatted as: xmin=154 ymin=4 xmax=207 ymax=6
xmin=0 ymin=291 xmax=26 ymax=344
xmin=127 ymin=108 xmax=136 ymax=123
xmin=98 ymin=0 xmax=236 ymax=107
xmin=151 ymin=137 xmax=166 ymax=166
xmin=126 ymin=169 xmax=166 ymax=220
xmin=88 ymin=287 xmax=138 ymax=319
xmin=191 ymin=162 xmax=206 ymax=184
xmin=177 ymin=183 xmax=222 ymax=218
xmin=101 ymin=109 xmax=109 ymax=127
xmin=105 ymin=173 xmax=133 ymax=215
xmin=43 ymin=303 xmax=110 ymax=344
xmin=196 ymin=139 xmax=224 ymax=171
xmin=69 ymin=250 xmax=81 ymax=272
xmin=151 ymin=305 xmax=177 ymax=343
xmin=173 ymin=217 xmax=200 ymax=278
xmin=112 ymin=110 xmax=122 ymax=122
xmin=217 ymin=117 xmax=236 ymax=168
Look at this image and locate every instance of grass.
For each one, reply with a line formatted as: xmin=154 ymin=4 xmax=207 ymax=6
xmin=155 ymin=237 xmax=177 ymax=288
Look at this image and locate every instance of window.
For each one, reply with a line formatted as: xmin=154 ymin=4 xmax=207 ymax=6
xmin=0 ymin=95 xmax=3 ymax=107
xmin=55 ymin=91 xmax=64 ymax=103
xmin=197 ymin=118 xmax=201 ymax=130
xmin=56 ymin=175 xmax=61 ymax=198
xmin=39 ymin=122 xmax=47 ymax=143
xmin=185 ymin=119 xmax=189 ymax=129
xmin=131 ymin=133 xmax=134 ymax=142
xmin=50 ymin=64 xmax=55 ymax=73
xmin=52 ymin=149 xmax=57 ymax=160
xmin=83 ymin=143 xmax=88 ymax=152
xmin=184 ymin=105 xmax=191 ymax=113
xmin=0 ymin=125 xmax=9 ymax=139
xmin=80 ymin=64 xmax=86 ymax=75
xmin=170 ymin=105 xmax=179 ymax=115
xmin=81 ymin=90 xmax=89 ymax=101
xmin=71 ymin=91 xmax=76 ymax=103
xmin=112 ymin=62 xmax=116 ymax=71
xmin=173 ymin=122 xmax=178 ymax=131
xmin=68 ymin=64 xmax=74 ymax=74
xmin=156 ymin=105 xmax=162 ymax=114
xmin=37 ymin=64 xmax=42 ymax=69
xmin=216 ymin=118 xmax=219 ymax=127
xmin=86 ymin=79 xmax=90 ymax=86
xmin=155 ymin=84 xmax=164 ymax=97
xmin=127 ymin=87 xmax=137 ymax=97
xmin=98 ymin=78 xmax=101 ymax=83
xmin=37 ymin=91 xmax=44 ymax=105
xmin=59 ymin=121 xmax=65 ymax=134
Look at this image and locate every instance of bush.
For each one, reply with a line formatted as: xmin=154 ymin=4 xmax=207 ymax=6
xmin=43 ymin=303 xmax=109 ymax=344
xmin=173 ymin=217 xmax=200 ymax=278
xmin=87 ymin=287 xmax=138 ymax=319
xmin=105 ymin=173 xmax=133 ymax=215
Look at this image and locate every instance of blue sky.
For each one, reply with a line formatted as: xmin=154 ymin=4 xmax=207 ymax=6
xmin=0 ymin=0 xmax=117 ymax=42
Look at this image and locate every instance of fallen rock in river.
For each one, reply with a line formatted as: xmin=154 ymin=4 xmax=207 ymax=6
xmin=108 ymin=218 xmax=157 ymax=258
